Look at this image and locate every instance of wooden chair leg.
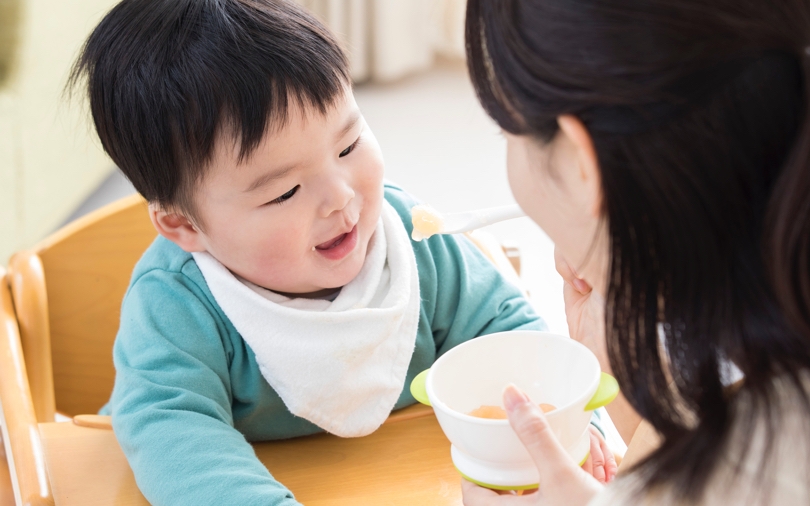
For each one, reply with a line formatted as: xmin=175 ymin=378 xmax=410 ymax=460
xmin=0 ymin=270 xmax=54 ymax=505
xmin=0 ymin=431 xmax=16 ymax=506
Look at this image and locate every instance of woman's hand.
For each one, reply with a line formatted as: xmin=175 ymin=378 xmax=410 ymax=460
xmin=582 ymin=426 xmax=618 ymax=484
xmin=461 ymin=385 xmax=603 ymax=506
xmin=555 ymin=248 xmax=609 ymax=374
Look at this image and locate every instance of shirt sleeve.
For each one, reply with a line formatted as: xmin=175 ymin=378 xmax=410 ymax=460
xmin=111 ymin=269 xmax=301 ymax=506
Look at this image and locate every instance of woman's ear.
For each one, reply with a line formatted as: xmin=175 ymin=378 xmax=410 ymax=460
xmin=557 ymin=115 xmax=602 ymax=217
xmin=149 ymin=204 xmax=207 ymax=252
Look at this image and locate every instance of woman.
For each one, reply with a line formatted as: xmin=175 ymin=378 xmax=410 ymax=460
xmin=461 ymin=0 xmax=810 ymax=504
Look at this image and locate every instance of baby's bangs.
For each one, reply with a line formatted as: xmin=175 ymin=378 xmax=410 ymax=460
xmin=223 ymin=69 xmax=350 ymax=165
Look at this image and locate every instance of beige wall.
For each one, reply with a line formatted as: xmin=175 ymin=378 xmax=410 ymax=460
xmin=298 ymin=0 xmax=465 ymax=83
xmin=0 ymin=0 xmax=118 ymax=264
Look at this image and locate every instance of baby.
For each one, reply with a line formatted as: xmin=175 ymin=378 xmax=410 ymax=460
xmin=69 ymin=0 xmax=609 ymax=504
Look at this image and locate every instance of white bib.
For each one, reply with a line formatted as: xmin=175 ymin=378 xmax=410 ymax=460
xmin=192 ymin=201 xmax=421 ymax=437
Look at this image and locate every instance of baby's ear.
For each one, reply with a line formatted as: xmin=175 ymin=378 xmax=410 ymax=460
xmin=149 ymin=203 xmax=207 ymax=252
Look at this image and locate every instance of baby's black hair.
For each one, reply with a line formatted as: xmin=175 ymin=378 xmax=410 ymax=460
xmin=68 ymin=0 xmax=349 ymax=221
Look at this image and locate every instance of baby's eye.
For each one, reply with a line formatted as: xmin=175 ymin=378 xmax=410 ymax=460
xmin=268 ymin=185 xmax=299 ymax=205
xmin=339 ymin=136 xmax=361 ymax=158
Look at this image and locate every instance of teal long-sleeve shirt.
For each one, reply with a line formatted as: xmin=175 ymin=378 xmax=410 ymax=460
xmin=106 ymin=185 xmax=547 ymax=506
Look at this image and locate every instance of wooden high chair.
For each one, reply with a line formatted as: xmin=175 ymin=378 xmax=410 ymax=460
xmin=1 ymin=195 xmax=155 ymax=505
xmin=7 ymin=195 xmax=157 ymax=423
xmin=0 ymin=267 xmax=52 ymax=506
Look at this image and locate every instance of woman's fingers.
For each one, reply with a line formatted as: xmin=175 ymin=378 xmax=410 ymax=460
xmin=581 ymin=453 xmax=593 ymax=477
xmin=503 ymin=385 xmax=579 ymax=482
xmin=587 ymin=430 xmax=607 ymax=484
xmin=585 ymin=426 xmax=618 ymax=483
xmin=600 ymin=434 xmax=618 ymax=483
xmin=501 ymin=385 xmax=603 ymax=506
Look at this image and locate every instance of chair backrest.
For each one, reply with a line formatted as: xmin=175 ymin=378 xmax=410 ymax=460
xmin=8 ymin=195 xmax=156 ymax=421
xmin=0 ymin=267 xmax=53 ymax=506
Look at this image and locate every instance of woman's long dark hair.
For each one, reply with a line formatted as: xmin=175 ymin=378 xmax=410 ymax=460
xmin=466 ymin=0 xmax=810 ymax=500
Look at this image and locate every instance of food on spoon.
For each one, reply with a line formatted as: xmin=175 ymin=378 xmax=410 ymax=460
xmin=468 ymin=403 xmax=556 ymax=419
xmin=410 ymin=204 xmax=444 ymax=241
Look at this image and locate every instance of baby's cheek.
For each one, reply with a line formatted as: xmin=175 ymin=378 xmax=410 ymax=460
xmin=361 ymin=182 xmax=384 ymax=224
xmin=254 ymin=235 xmax=305 ymax=272
xmin=254 ymin=253 xmax=308 ymax=290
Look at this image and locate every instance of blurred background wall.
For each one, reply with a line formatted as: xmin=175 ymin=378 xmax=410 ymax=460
xmin=297 ymin=0 xmax=466 ymax=82
xmin=0 ymin=0 xmax=120 ymax=264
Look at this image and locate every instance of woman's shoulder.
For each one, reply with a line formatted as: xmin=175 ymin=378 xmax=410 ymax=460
xmin=591 ymin=374 xmax=810 ymax=506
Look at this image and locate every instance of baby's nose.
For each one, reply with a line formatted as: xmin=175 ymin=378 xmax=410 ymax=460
xmin=318 ymin=177 xmax=356 ymax=218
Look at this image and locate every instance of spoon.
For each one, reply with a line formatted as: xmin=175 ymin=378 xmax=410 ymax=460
xmin=410 ymin=204 xmax=525 ymax=241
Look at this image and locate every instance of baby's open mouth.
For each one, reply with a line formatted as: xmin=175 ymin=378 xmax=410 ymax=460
xmin=316 ymin=226 xmax=354 ymax=250
xmin=316 ymin=234 xmax=346 ymax=250
xmin=314 ymin=225 xmax=359 ymax=261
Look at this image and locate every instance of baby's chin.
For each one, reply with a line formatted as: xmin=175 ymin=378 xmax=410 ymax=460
xmin=263 ymin=252 xmax=362 ymax=298
xmin=324 ymin=245 xmax=368 ymax=287
xmin=322 ymin=232 xmax=374 ymax=287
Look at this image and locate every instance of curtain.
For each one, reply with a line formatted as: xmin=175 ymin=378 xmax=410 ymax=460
xmin=297 ymin=0 xmax=466 ymax=82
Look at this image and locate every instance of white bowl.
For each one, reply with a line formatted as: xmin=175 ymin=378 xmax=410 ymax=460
xmin=410 ymin=331 xmax=618 ymax=490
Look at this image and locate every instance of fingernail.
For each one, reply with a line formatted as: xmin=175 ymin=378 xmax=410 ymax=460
xmin=503 ymin=384 xmax=531 ymax=411
xmin=573 ymin=278 xmax=590 ymax=293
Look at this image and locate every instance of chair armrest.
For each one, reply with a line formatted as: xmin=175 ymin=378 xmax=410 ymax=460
xmin=0 ymin=269 xmax=54 ymax=506
xmin=8 ymin=252 xmax=56 ymax=423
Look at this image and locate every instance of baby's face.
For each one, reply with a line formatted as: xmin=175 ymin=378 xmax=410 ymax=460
xmin=191 ymin=89 xmax=385 ymax=296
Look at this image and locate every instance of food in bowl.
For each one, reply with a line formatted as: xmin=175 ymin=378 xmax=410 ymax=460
xmin=468 ymin=403 xmax=556 ymax=419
